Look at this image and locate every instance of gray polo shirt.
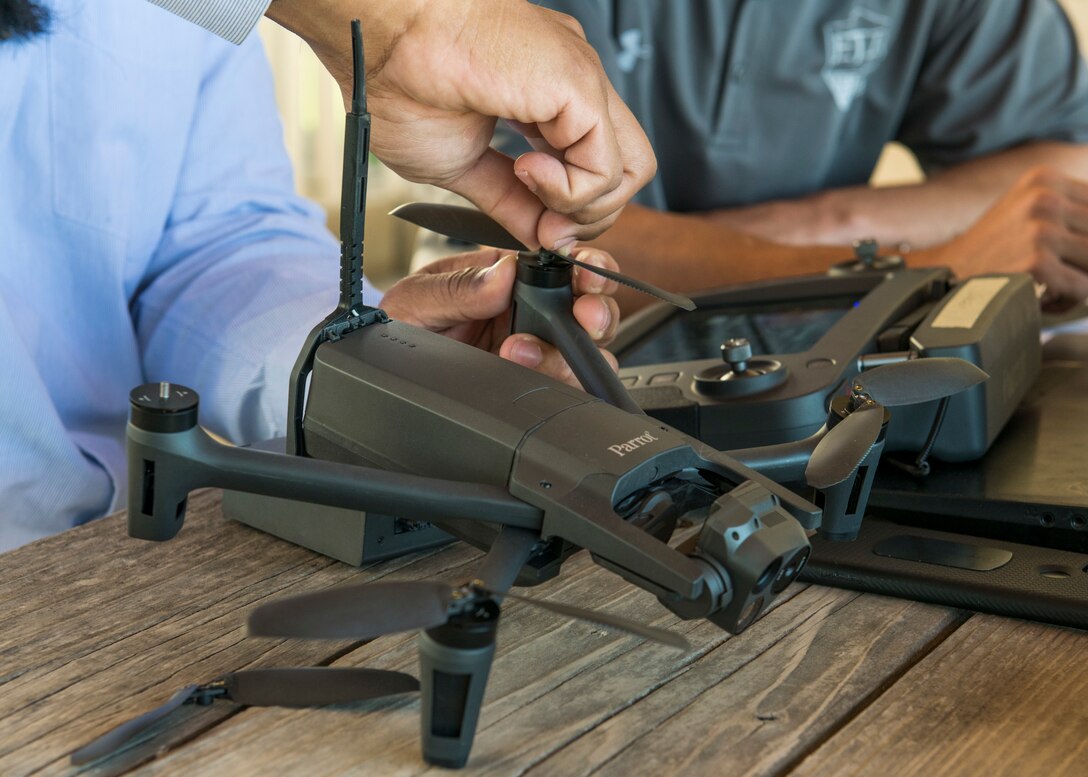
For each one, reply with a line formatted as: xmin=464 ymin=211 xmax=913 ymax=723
xmin=501 ymin=0 xmax=1088 ymax=211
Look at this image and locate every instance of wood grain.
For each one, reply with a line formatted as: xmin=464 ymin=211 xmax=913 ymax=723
xmin=0 ymin=491 xmax=471 ymax=777
xmin=3 ymin=491 xmax=1082 ymax=777
xmin=792 ymin=614 xmax=1088 ymax=777
xmin=529 ymin=594 xmax=964 ymax=777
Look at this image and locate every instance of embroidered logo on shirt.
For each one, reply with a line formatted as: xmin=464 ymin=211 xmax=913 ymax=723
xmin=821 ymin=7 xmax=891 ymax=111
xmin=616 ymin=28 xmax=652 ymax=73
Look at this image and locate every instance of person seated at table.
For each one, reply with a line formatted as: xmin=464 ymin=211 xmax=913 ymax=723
xmin=0 ymin=0 xmax=623 ymax=552
xmin=492 ymin=1 xmax=1088 ymax=312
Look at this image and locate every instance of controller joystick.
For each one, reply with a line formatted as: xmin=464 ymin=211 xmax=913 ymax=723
xmin=693 ymin=337 xmax=787 ymax=398
xmin=828 ymin=238 xmax=905 ymax=276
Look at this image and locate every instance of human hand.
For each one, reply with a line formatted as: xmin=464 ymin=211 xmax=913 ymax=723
xmin=912 ymin=167 xmax=1088 ymax=310
xmin=379 ymin=247 xmax=621 ymax=387
xmin=267 ymin=0 xmax=655 ymax=252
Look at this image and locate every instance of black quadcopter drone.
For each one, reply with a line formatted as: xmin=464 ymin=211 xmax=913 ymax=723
xmin=73 ymin=21 xmax=988 ymax=770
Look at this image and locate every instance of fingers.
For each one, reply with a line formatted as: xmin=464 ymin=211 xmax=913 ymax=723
xmin=1052 ymin=224 xmax=1088 ymax=272
xmin=1037 ymin=253 xmax=1088 ymax=305
xmin=500 ymin=334 xmax=619 ymax=389
xmin=516 ymin=80 xmax=655 ymax=215
xmin=380 ymin=254 xmax=517 ymax=330
xmin=448 ymin=149 xmax=548 ymax=250
xmin=569 ymin=247 xmax=621 ymax=296
xmin=346 ymin=0 xmax=654 ymax=252
xmin=572 ymin=295 xmax=620 ymax=346
xmin=1017 ymin=165 xmax=1088 ymax=207
xmin=509 ymin=37 xmax=656 ymax=248
xmin=555 ymin=247 xmax=622 ymax=345
xmin=503 ymin=248 xmax=621 ymax=385
xmin=415 ymin=248 xmax=505 ymax=276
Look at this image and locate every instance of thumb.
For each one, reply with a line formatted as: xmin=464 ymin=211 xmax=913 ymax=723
xmin=382 ymin=254 xmax=518 ymax=331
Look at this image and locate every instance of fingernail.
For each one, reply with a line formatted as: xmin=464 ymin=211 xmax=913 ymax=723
xmin=481 ymin=254 xmax=512 ymax=281
xmin=510 ymin=339 xmax=543 ymax=367
xmin=574 ymin=251 xmax=607 ymax=292
xmin=594 ymin=302 xmax=612 ymax=339
xmin=516 ymin=170 xmax=538 ymax=194
xmin=553 ymin=237 xmax=578 ymax=255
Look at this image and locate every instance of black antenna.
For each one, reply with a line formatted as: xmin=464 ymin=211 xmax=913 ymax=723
xmin=286 ymin=20 xmax=388 ymax=456
xmin=339 ymin=18 xmax=369 ymax=312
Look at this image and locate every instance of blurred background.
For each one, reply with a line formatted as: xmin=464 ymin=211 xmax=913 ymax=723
xmin=257 ymin=1 xmax=1088 ymax=288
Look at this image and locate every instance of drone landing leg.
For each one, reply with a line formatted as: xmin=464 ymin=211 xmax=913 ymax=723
xmin=816 ymin=436 xmax=885 ymax=541
xmin=417 ymin=526 xmax=534 ymax=767
xmin=418 ymin=609 xmax=499 ymax=769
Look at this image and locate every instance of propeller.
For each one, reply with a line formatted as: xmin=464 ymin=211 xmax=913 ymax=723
xmin=804 ymin=357 xmax=989 ymax=489
xmin=249 ymin=581 xmax=453 ymax=641
xmin=853 ymin=357 xmax=989 ymax=407
xmin=390 ymin=202 xmax=696 ymax=311
xmin=70 ymin=668 xmax=419 ymax=765
xmin=805 ymin=404 xmax=884 ymax=490
xmin=248 ymin=579 xmax=691 ymax=652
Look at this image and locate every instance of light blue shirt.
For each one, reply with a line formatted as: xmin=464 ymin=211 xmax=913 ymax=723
xmin=0 ymin=0 xmax=379 ymax=550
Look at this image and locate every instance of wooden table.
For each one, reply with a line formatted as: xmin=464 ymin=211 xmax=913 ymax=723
xmin=3 ymin=490 xmax=1087 ymax=776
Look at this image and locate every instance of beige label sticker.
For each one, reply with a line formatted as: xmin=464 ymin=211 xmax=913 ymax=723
xmin=930 ymin=277 xmax=1009 ymax=329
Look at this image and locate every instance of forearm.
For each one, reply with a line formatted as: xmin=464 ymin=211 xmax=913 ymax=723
xmin=712 ymin=142 xmax=1088 ymax=249
xmin=590 ymin=204 xmax=844 ymax=313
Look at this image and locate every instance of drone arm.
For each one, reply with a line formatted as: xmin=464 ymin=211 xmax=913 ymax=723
xmin=512 ymin=277 xmax=644 ymax=415
xmin=725 ymin=436 xmax=820 ymax=484
xmin=472 ymin=526 xmax=540 ymax=593
xmin=127 ymin=424 xmax=543 ymax=541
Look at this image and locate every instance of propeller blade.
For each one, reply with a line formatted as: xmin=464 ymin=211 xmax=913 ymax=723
xmin=391 ymin=202 xmax=696 ymax=310
xmin=501 ymin=591 xmax=691 ymax=651
xmin=805 ymin=405 xmax=884 ymax=490
xmin=560 ymin=253 xmax=697 ymax=311
xmin=854 ymin=357 xmax=988 ymax=407
xmin=69 ymin=668 xmax=420 ymax=766
xmin=224 ymin=667 xmax=419 ymax=707
xmin=70 ymin=684 xmax=198 ymax=765
xmin=248 ymin=581 xmax=453 ymax=640
xmin=390 ymin=202 xmax=527 ymax=251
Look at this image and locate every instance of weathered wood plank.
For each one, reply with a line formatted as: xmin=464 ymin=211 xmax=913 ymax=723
xmin=530 ymin=593 xmax=964 ymax=777
xmin=120 ymin=553 xmax=817 ymax=776
xmin=10 ymin=489 xmax=1043 ymax=777
xmin=791 ymin=614 xmax=1088 ymax=777
xmin=0 ymin=493 xmax=478 ymax=777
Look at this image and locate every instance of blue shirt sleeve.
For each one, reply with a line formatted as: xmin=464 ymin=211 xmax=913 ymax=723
xmin=132 ymin=32 xmax=381 ymax=444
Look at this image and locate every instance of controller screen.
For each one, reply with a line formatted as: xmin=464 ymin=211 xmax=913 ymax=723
xmin=617 ymin=298 xmax=857 ymax=367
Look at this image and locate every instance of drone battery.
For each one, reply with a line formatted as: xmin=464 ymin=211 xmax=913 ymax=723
xmin=879 ymin=273 xmax=1041 ymax=461
xmin=222 ymin=438 xmax=452 ymax=566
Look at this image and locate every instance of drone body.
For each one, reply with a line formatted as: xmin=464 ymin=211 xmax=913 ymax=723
xmin=299 ymin=318 xmax=817 ymax=610
xmin=122 ymin=319 xmax=815 ymax=767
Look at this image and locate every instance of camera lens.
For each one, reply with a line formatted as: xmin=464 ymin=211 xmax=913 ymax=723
xmin=753 ymin=558 xmax=783 ymax=594
xmin=772 ymin=546 xmax=811 ymax=594
xmin=736 ymin=596 xmax=765 ymax=632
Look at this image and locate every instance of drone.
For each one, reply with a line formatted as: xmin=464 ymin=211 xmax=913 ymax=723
xmin=73 ymin=20 xmax=988 ymax=770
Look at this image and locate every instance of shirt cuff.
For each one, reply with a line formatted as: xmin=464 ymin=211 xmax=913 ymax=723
xmin=145 ymin=0 xmax=271 ymax=44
